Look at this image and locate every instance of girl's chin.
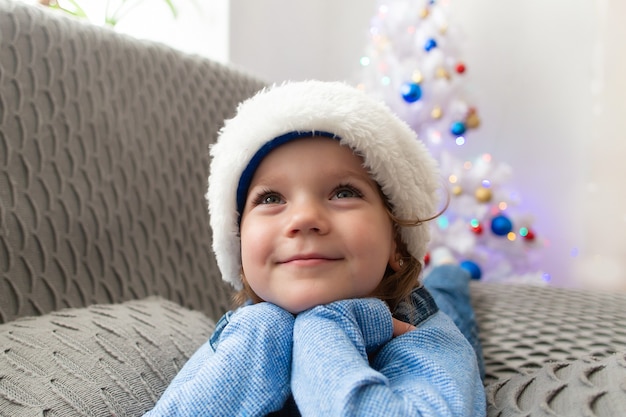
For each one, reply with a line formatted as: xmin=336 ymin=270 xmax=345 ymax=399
xmin=267 ymin=292 xmax=348 ymax=314
xmin=271 ymin=298 xmax=327 ymax=314
xmin=254 ymin=281 xmax=377 ymax=313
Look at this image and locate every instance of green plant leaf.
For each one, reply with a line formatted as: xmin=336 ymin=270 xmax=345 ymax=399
xmin=105 ymin=16 xmax=118 ymax=26
xmin=162 ymin=0 xmax=179 ymax=18
xmin=47 ymin=1 xmax=87 ymax=19
xmin=44 ymin=0 xmax=191 ymax=26
xmin=63 ymin=0 xmax=88 ymax=18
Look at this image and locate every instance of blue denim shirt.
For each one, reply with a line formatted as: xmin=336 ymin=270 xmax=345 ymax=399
xmin=144 ymin=265 xmax=486 ymax=416
xmin=211 ymin=283 xmax=439 ymax=353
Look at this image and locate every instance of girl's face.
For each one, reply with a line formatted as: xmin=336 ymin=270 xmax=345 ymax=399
xmin=240 ymin=137 xmax=399 ymax=314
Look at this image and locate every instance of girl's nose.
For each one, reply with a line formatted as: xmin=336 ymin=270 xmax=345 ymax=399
xmin=286 ymin=199 xmax=330 ymax=236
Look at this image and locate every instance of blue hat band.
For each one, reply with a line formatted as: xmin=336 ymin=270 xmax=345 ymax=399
xmin=236 ymin=131 xmax=339 ymax=220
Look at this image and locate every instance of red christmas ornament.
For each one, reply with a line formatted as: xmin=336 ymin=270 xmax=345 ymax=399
xmin=470 ymin=223 xmax=483 ymax=235
xmin=523 ymin=229 xmax=536 ymax=241
xmin=424 ymin=252 xmax=430 ymax=266
xmin=455 ymin=62 xmax=466 ymax=74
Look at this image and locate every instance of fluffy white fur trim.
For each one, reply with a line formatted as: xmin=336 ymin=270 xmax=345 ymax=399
xmin=207 ymin=80 xmax=440 ymax=289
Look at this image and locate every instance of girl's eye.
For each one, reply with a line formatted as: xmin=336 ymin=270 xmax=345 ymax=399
xmin=254 ymin=192 xmax=284 ymax=205
xmin=332 ymin=185 xmax=362 ymax=199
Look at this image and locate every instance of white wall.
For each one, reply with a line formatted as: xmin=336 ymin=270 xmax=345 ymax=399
xmin=229 ymin=0 xmax=375 ymax=83
xmin=115 ymin=0 xmax=230 ymax=62
xmin=229 ymin=0 xmax=626 ymax=291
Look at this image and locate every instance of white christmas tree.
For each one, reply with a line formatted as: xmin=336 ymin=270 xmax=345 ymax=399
xmin=357 ymin=0 xmax=479 ymax=155
xmin=357 ymin=0 xmax=548 ymax=284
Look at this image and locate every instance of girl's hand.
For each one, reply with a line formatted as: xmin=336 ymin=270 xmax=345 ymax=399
xmin=392 ymin=317 xmax=416 ymax=337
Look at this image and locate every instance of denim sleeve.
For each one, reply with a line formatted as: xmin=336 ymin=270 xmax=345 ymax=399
xmin=143 ymin=302 xmax=294 ymax=417
xmin=291 ymin=298 xmax=485 ymax=417
xmin=423 ymin=264 xmax=485 ymax=379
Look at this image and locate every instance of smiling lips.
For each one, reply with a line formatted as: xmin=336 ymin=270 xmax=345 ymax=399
xmin=279 ymin=254 xmax=343 ymax=266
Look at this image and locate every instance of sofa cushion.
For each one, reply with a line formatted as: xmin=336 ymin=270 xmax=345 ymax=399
xmin=487 ymin=352 xmax=626 ymax=416
xmin=470 ymin=282 xmax=626 ymax=385
xmin=0 ymin=297 xmax=213 ymax=416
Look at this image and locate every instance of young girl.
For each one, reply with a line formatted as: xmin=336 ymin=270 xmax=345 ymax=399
xmin=145 ymin=81 xmax=486 ymax=416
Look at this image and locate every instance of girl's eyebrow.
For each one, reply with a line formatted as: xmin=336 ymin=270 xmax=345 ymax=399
xmin=334 ymin=168 xmax=378 ymax=186
xmin=248 ymin=174 xmax=282 ymax=188
xmin=247 ymin=171 xmax=288 ymax=190
xmin=313 ymin=163 xmax=371 ymax=180
xmin=254 ymin=166 xmax=367 ymax=181
xmin=249 ymin=166 xmax=377 ymax=191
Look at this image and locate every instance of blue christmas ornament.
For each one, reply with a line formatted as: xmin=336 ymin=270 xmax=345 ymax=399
xmin=460 ymin=260 xmax=482 ymax=280
xmin=401 ymin=82 xmax=422 ymax=103
xmin=424 ymin=38 xmax=437 ymax=52
xmin=450 ymin=121 xmax=466 ymax=136
xmin=490 ymin=214 xmax=513 ymax=236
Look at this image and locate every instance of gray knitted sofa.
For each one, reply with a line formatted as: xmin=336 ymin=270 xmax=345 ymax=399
xmin=1 ymin=2 xmax=625 ymax=416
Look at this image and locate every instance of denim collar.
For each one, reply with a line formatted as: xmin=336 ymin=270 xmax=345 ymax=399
xmin=393 ymin=285 xmax=439 ymax=326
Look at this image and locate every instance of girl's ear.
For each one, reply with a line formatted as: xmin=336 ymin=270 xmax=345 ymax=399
xmin=388 ymin=254 xmax=403 ymax=272
xmin=388 ymin=239 xmax=403 ymax=272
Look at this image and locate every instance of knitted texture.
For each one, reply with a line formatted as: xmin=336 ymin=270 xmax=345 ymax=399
xmin=487 ymin=352 xmax=626 ymax=417
xmin=0 ymin=297 xmax=214 ymax=416
xmin=0 ymin=0 xmax=265 ymax=323
xmin=471 ymin=283 xmax=626 ymax=416
xmin=470 ymin=282 xmax=626 ymax=385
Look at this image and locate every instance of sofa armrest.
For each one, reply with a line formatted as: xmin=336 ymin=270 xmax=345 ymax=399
xmin=471 ymin=282 xmax=626 ymax=416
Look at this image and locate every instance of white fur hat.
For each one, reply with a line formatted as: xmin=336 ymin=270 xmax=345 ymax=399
xmin=207 ymin=80 xmax=440 ymax=289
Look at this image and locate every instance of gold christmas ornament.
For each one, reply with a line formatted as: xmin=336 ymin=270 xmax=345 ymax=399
xmin=465 ymin=113 xmax=481 ymax=129
xmin=419 ymin=8 xmax=430 ymax=18
xmin=474 ymin=186 xmax=493 ymax=203
xmin=452 ymin=185 xmax=463 ymax=196
xmin=411 ymin=70 xmax=423 ymax=84
xmin=435 ymin=67 xmax=450 ymax=80
xmin=431 ymin=106 xmax=443 ymax=119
